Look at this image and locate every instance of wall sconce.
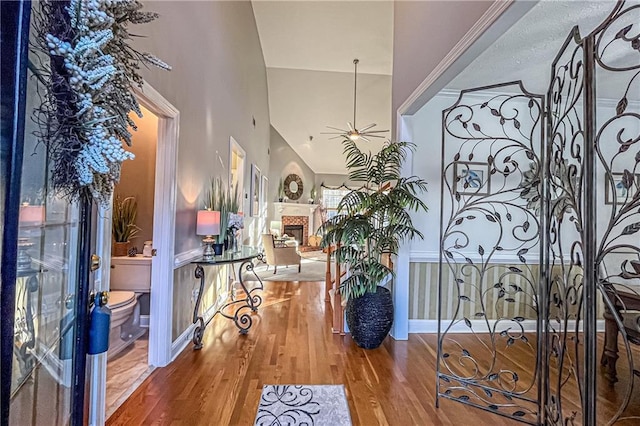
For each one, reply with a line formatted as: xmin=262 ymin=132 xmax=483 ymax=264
xmin=196 ymin=210 xmax=220 ymax=260
xmin=18 ymin=203 xmax=45 ymax=271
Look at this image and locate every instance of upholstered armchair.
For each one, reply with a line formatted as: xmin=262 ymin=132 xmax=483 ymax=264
xmin=261 ymin=234 xmax=301 ymax=273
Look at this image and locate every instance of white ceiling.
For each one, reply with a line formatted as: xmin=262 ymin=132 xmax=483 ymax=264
xmin=448 ymin=1 xmax=638 ymax=98
xmin=252 ymin=1 xmax=394 ymax=174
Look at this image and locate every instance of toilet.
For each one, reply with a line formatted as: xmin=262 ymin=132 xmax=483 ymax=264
xmin=108 ymin=255 xmax=152 ymax=358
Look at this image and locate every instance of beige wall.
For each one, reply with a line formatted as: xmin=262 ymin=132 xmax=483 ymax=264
xmin=132 ymin=1 xmax=270 ymax=254
xmin=131 ymin=1 xmax=270 ymax=342
xmin=392 ymin=0 xmax=495 ymax=129
xmin=267 ymin=125 xmax=316 ymax=223
xmin=115 ymin=105 xmax=158 ymax=249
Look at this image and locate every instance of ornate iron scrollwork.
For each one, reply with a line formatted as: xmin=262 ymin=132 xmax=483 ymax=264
xmin=438 ymin=82 xmax=545 ymax=424
xmin=438 ymin=2 xmax=638 ymax=425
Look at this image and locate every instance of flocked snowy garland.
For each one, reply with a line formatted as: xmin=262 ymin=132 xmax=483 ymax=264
xmin=31 ymin=0 xmax=169 ymax=205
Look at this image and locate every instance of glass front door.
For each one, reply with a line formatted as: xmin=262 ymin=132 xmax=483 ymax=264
xmin=3 ymin=1 xmax=91 ymax=424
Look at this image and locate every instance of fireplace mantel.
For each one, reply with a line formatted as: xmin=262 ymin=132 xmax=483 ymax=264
xmin=272 ymin=202 xmax=319 ymax=235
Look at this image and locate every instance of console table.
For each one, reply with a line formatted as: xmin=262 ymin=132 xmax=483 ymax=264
xmin=191 ymin=247 xmax=263 ymax=350
xmin=601 ymin=287 xmax=640 ymax=383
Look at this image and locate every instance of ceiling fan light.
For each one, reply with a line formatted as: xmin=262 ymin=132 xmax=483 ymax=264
xmin=348 ymin=131 xmax=360 ymax=141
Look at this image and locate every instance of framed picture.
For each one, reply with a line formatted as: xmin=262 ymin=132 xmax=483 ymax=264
xmin=453 ymin=161 xmax=490 ymax=196
xmin=605 ymin=172 xmax=640 ymax=205
xmin=251 ymin=164 xmax=261 ymax=217
xmin=261 ymin=175 xmax=268 ymax=213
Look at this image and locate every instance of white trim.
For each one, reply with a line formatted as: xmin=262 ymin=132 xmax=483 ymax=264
xmin=135 ymin=82 xmax=180 ymax=369
xmin=391 ymin=115 xmax=414 ymax=341
xmin=409 ymin=250 xmax=540 ymax=264
xmin=140 ymin=315 xmax=150 ymax=328
xmin=174 ymin=247 xmax=204 ymax=269
xmin=437 ymin=87 xmax=640 ymax=110
xmin=409 ymin=319 xmax=605 ymax=334
xmin=229 ymin=136 xmax=247 ymax=215
xmin=88 ymin=203 xmax=113 ymax=426
xmin=397 ymin=0 xmax=538 ymax=116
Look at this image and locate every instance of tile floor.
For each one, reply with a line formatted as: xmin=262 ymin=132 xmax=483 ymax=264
xmin=106 ymin=332 xmax=154 ymax=418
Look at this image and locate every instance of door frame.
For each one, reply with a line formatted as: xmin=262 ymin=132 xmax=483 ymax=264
xmin=89 ymin=81 xmax=179 ymax=425
xmin=136 ymin=82 xmax=180 ymax=368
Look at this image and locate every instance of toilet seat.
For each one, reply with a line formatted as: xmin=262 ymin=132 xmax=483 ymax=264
xmin=108 ymin=291 xmax=136 ymax=309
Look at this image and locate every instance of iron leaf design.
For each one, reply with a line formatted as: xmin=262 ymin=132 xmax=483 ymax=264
xmin=621 ymin=222 xmax=640 ymax=236
xmin=616 ymin=97 xmax=628 ymax=115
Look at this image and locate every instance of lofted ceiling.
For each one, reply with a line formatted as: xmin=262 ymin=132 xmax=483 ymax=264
xmin=447 ymin=1 xmax=638 ymax=99
xmin=252 ymin=1 xmax=394 ymax=175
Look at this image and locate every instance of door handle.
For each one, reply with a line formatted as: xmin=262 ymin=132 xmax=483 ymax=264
xmin=91 ymin=254 xmax=101 ymax=272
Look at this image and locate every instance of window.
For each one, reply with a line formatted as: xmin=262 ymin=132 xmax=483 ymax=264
xmin=322 ymin=188 xmax=351 ymax=220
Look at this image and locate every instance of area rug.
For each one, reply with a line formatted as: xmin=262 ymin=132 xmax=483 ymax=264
xmin=254 ymin=385 xmax=352 ymax=426
xmin=252 ymin=260 xmax=326 ymax=282
xmin=252 ymin=250 xmax=329 ymax=282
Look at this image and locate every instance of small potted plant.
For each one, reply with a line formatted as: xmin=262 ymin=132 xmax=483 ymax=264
xmin=277 ymin=178 xmax=285 ymax=202
xmin=112 ymin=196 xmax=140 ymax=256
xmin=320 ymin=140 xmax=428 ymax=349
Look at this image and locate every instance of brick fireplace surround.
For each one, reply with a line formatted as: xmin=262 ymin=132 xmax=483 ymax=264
xmin=281 ymin=216 xmax=309 ymax=245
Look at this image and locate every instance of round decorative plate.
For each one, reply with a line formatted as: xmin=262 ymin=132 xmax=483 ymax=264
xmin=284 ymin=174 xmax=304 ymax=200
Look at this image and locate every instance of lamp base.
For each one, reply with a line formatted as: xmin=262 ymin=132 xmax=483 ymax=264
xmin=202 ymin=236 xmax=215 ymax=260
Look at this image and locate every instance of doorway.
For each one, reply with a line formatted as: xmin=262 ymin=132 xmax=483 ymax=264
xmin=104 ymin=104 xmax=158 ymax=415
xmin=90 ymin=82 xmax=180 ymax=424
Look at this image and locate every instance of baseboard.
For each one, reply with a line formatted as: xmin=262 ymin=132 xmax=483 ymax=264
xmin=170 ymin=294 xmax=226 ymax=361
xmin=140 ymin=315 xmax=150 ymax=328
xmin=409 ymin=319 xmax=605 ymax=334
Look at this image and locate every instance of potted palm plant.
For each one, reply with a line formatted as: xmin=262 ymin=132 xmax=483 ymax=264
xmin=320 ymin=140 xmax=428 ymax=349
xmin=112 ymin=195 xmax=140 ymax=256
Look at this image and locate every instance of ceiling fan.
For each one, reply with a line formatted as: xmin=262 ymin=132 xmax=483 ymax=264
xmin=323 ymin=59 xmax=389 ymax=143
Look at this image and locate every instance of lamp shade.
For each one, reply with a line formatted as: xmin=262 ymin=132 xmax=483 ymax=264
xmin=196 ymin=210 xmax=220 ymax=236
xmin=19 ymin=204 xmax=45 ymax=225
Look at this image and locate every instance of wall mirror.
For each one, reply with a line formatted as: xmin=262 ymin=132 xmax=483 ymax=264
xmin=283 ymin=174 xmax=303 ymax=200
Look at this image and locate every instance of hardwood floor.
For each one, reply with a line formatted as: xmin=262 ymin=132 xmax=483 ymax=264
xmin=107 ymin=281 xmax=640 ymax=425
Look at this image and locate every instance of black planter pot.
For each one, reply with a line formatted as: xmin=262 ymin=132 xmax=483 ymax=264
xmin=346 ymin=286 xmax=394 ymax=349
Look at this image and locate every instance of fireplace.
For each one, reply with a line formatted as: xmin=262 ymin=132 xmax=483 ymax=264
xmin=273 ymin=203 xmax=318 ymax=247
xmin=283 ymin=224 xmax=303 ymax=245
xmin=281 ymin=215 xmax=309 ymax=245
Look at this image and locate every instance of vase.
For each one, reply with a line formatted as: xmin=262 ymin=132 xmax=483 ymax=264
xmin=213 ymin=243 xmax=224 ymax=256
xmin=345 ymin=286 xmax=394 ymax=349
xmin=113 ymin=241 xmax=129 ymax=257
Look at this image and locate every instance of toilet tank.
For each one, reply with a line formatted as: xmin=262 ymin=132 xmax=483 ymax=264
xmin=110 ymin=255 xmax=151 ymax=292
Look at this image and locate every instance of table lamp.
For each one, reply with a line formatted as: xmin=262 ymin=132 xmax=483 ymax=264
xmin=18 ymin=203 xmax=45 ymax=271
xmin=197 ymin=210 xmax=220 ymax=260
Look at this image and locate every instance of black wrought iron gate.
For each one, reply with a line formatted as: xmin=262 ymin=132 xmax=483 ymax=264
xmin=437 ymin=1 xmax=640 ymax=424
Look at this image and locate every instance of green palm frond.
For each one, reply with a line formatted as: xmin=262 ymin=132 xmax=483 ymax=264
xmin=320 ymin=138 xmax=428 ymax=300
xmin=112 ymin=195 xmax=140 ymax=242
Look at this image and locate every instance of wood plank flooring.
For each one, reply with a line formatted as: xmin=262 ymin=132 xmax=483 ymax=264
xmin=107 ymin=281 xmax=640 ymax=425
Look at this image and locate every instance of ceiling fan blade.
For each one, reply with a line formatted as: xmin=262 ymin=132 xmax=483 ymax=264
xmin=326 ymin=126 xmax=347 ymax=132
xmin=360 ymin=136 xmax=371 ymax=143
xmin=321 ymin=131 xmax=345 ymax=135
xmin=363 ymin=130 xmax=389 ymax=133
xmin=347 ymin=122 xmax=354 ymax=131
xmin=328 ymin=135 xmax=344 ymax=140
xmin=359 ymin=123 xmax=377 ymax=132
xmin=363 ymin=134 xmax=386 ymax=139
